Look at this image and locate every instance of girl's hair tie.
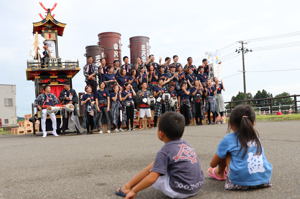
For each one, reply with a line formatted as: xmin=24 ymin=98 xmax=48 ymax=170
xmin=242 ymin=115 xmax=248 ymax=118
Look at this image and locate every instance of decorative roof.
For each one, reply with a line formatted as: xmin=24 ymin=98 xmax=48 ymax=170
xmin=33 ymin=9 xmax=66 ymax=36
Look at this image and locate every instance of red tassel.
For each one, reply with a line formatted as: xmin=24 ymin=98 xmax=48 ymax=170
xmin=38 ymin=13 xmax=45 ymax=19
xmin=50 ymin=3 xmax=57 ymax=12
xmin=39 ymin=2 xmax=48 ymax=11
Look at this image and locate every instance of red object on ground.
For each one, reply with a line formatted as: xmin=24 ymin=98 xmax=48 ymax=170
xmin=277 ymin=111 xmax=283 ymax=115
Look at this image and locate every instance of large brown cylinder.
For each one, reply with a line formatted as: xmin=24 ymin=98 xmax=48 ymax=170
xmin=85 ymin=45 xmax=104 ymax=66
xmin=98 ymin=32 xmax=122 ymax=66
xmin=129 ymin=36 xmax=150 ymax=65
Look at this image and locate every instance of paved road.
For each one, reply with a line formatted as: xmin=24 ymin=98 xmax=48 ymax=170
xmin=0 ymin=121 xmax=299 ymax=199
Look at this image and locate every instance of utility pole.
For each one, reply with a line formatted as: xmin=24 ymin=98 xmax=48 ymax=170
xmin=236 ymin=41 xmax=252 ymax=98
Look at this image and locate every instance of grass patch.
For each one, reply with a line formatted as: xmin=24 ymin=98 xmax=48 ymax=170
xmin=0 ymin=131 xmax=11 ymax=135
xmin=256 ymin=114 xmax=300 ymax=121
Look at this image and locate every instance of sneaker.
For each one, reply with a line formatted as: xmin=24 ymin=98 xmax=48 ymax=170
xmin=99 ymin=130 xmax=103 ymax=134
xmin=115 ymin=129 xmax=119 ymax=132
xmin=52 ymin=132 xmax=59 ymax=137
xmin=131 ymin=128 xmax=135 ymax=131
xmin=42 ymin=132 xmax=47 ymax=138
xmin=119 ymin=128 xmax=124 ymax=132
xmin=107 ymin=130 xmax=111 ymax=134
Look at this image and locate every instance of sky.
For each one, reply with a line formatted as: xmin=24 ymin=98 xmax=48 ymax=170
xmin=0 ymin=0 xmax=300 ymax=116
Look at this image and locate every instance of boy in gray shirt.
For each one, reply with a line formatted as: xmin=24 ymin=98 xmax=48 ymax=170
xmin=116 ymin=112 xmax=204 ymax=199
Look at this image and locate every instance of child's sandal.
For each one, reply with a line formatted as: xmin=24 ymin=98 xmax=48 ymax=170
xmin=207 ymin=167 xmax=227 ymax=181
xmin=115 ymin=188 xmax=127 ymax=197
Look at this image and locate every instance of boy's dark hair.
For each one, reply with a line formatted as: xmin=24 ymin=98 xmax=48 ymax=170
xmin=149 ymin=54 xmax=154 ymax=58
xmin=165 ymin=57 xmax=171 ymax=62
xmin=187 ymin=57 xmax=192 ymax=61
xmin=228 ymin=104 xmax=262 ymax=157
xmin=85 ymin=85 xmax=92 ymax=91
xmin=87 ymin=56 xmax=93 ymax=59
xmin=123 ymin=56 xmax=128 ymax=61
xmin=113 ymin=60 xmax=120 ymax=64
xmin=173 ymin=55 xmax=178 ymax=59
xmin=202 ymin=58 xmax=207 ymax=63
xmin=43 ymin=85 xmax=50 ymax=90
xmin=158 ymin=112 xmax=185 ymax=140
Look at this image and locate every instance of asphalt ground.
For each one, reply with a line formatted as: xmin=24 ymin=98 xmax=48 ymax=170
xmin=0 ymin=121 xmax=299 ymax=199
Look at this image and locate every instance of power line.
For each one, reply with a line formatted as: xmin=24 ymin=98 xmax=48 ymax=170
xmin=215 ymin=42 xmax=237 ymax=52
xmin=245 ymin=68 xmax=300 ymax=73
xmin=252 ymin=41 xmax=300 ymax=51
xmin=247 ymin=31 xmax=300 ymax=43
xmin=222 ymin=72 xmax=241 ymax=79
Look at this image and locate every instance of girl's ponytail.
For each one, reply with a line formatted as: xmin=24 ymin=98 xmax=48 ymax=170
xmin=229 ymin=105 xmax=262 ymax=158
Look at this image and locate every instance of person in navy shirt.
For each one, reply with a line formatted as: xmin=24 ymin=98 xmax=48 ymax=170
xmin=103 ymin=65 xmax=117 ymax=91
xmin=128 ymin=69 xmax=139 ymax=92
xmin=148 ymin=64 xmax=159 ymax=89
xmin=184 ymin=57 xmax=197 ymax=74
xmin=186 ymin=67 xmax=196 ymax=88
xmin=138 ymin=67 xmax=148 ymax=85
xmin=208 ymin=105 xmax=272 ymax=190
xmin=190 ymin=80 xmax=204 ymax=125
xmin=117 ymin=68 xmax=129 ymax=88
xmin=95 ymin=82 xmax=111 ymax=134
xmin=205 ymin=79 xmax=217 ymax=124
xmin=110 ymin=84 xmax=123 ymax=132
xmin=178 ymin=81 xmax=192 ymax=125
xmin=81 ymin=85 xmax=96 ymax=134
xmin=158 ymin=66 xmax=169 ymax=81
xmin=121 ymin=83 xmax=136 ymax=131
xmin=121 ymin=56 xmax=132 ymax=75
xmin=197 ymin=66 xmax=208 ymax=85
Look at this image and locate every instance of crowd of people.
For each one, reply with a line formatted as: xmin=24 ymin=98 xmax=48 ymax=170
xmin=81 ymin=54 xmax=226 ymax=133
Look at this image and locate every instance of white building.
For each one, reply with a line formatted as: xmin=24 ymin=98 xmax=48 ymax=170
xmin=0 ymin=84 xmax=17 ymax=127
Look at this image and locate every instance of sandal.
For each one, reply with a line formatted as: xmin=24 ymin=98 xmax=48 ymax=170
xmin=207 ymin=167 xmax=227 ymax=181
xmin=115 ymin=188 xmax=127 ymax=197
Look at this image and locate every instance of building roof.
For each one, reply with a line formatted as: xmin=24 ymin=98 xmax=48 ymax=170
xmin=33 ymin=10 xmax=66 ymax=36
xmin=0 ymin=84 xmax=16 ymax=87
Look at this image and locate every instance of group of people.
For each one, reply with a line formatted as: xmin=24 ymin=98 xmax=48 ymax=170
xmin=82 ymin=54 xmax=226 ymax=134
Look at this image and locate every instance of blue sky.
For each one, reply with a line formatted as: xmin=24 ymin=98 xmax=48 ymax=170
xmin=0 ymin=0 xmax=300 ymax=116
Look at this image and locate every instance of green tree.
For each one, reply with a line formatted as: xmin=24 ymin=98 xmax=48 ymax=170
xmin=226 ymin=92 xmax=253 ymax=110
xmin=253 ymin=89 xmax=273 ymax=107
xmin=274 ymin=92 xmax=293 ymax=106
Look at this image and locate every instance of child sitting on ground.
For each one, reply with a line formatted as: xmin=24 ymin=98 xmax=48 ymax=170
xmin=208 ymin=104 xmax=272 ymax=190
xmin=116 ymin=112 xmax=204 ymax=199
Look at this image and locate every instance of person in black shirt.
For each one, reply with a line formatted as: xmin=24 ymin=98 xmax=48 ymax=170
xmin=41 ymin=42 xmax=50 ymax=68
xmin=81 ymin=85 xmax=96 ymax=134
xmin=121 ymin=83 xmax=136 ymax=131
xmin=59 ymin=84 xmax=81 ymax=134
xmin=121 ymin=56 xmax=132 ymax=75
xmin=145 ymin=54 xmax=160 ymax=71
xmin=205 ymin=79 xmax=217 ymax=124
xmin=83 ymin=56 xmax=98 ymax=94
xmin=110 ymin=84 xmax=123 ymax=132
xmin=184 ymin=57 xmax=197 ymax=74
xmin=190 ymin=81 xmax=204 ymax=125
xmin=95 ymin=82 xmax=111 ymax=134
xmin=178 ymin=82 xmax=192 ymax=125
xmin=202 ymin=58 xmax=210 ymax=76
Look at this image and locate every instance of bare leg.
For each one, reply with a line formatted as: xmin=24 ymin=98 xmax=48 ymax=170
xmin=216 ymin=155 xmax=230 ymax=177
xmin=147 ymin=118 xmax=152 ymax=128
xmin=121 ymin=162 xmax=154 ymax=193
